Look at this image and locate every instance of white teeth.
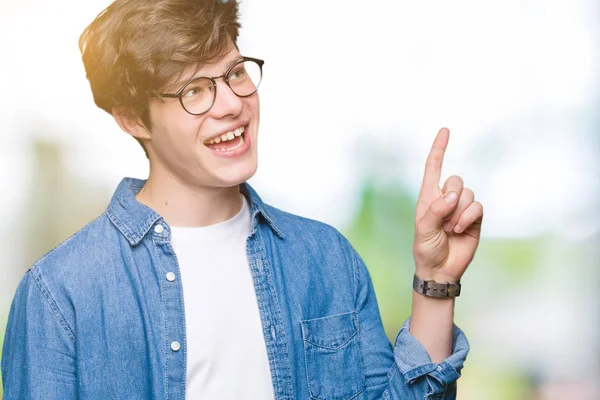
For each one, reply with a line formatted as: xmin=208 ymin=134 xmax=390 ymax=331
xmin=214 ymin=134 xmax=245 ymax=153
xmin=204 ymin=125 xmax=246 ymax=145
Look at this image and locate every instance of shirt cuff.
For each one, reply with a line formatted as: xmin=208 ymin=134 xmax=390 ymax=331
xmin=393 ymin=316 xmax=469 ymax=388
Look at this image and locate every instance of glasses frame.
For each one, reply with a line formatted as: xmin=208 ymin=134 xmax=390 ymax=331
xmin=157 ymin=56 xmax=264 ymax=116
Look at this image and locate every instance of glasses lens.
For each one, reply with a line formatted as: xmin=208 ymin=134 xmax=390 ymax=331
xmin=227 ymin=60 xmax=263 ymax=97
xmin=180 ymin=77 xmax=215 ymax=115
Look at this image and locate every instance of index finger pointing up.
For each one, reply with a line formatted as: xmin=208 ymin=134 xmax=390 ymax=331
xmin=421 ymin=127 xmax=450 ymax=193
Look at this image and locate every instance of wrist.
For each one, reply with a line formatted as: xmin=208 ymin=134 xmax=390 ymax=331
xmin=414 ymin=268 xmax=459 ymax=284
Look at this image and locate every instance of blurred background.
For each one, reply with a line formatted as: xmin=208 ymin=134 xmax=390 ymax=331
xmin=1 ymin=0 xmax=599 ymax=398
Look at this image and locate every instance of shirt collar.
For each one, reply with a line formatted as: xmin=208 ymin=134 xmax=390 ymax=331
xmin=106 ymin=177 xmax=285 ymax=246
xmin=239 ymin=180 xmax=285 ymax=239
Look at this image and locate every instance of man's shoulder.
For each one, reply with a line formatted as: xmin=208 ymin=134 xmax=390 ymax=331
xmin=30 ymin=212 xmax=117 ymax=278
xmin=9 ymin=213 xmax=118 ymax=322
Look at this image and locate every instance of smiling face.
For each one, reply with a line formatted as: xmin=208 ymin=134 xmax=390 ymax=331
xmin=141 ymin=44 xmax=260 ymax=190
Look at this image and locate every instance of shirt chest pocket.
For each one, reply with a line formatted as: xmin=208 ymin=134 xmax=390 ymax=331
xmin=301 ymin=311 xmax=366 ymax=400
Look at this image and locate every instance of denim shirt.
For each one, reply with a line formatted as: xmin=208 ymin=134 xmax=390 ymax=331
xmin=2 ymin=177 xmax=469 ymax=400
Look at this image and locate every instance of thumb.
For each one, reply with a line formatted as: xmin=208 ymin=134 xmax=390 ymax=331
xmin=416 ymin=191 xmax=459 ymax=236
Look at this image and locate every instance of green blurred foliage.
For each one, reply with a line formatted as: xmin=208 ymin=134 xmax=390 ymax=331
xmin=461 ymin=366 xmax=534 ymax=400
xmin=23 ymin=141 xmax=111 ymax=269
xmin=476 ymin=237 xmax=548 ymax=280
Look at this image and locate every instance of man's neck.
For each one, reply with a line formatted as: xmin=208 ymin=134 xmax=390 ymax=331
xmin=135 ymin=173 xmax=244 ymax=228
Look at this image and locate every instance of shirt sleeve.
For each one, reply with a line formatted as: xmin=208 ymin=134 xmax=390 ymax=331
xmin=391 ymin=316 xmax=469 ymax=399
xmin=348 ymin=242 xmax=469 ymax=400
xmin=1 ymin=270 xmax=77 ymax=400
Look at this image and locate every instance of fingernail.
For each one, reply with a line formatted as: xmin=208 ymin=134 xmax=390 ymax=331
xmin=454 ymin=224 xmax=462 ymax=233
xmin=445 ymin=191 xmax=458 ymax=204
xmin=443 ymin=221 xmax=452 ymax=231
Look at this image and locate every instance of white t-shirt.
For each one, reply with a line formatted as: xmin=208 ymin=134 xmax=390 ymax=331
xmin=170 ymin=194 xmax=275 ymax=399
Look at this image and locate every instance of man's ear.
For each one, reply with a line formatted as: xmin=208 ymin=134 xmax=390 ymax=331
xmin=112 ymin=108 xmax=152 ymax=141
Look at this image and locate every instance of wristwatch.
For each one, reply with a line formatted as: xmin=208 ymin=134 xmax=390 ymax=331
xmin=413 ymin=274 xmax=461 ymax=298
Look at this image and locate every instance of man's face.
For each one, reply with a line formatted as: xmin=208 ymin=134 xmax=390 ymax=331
xmin=143 ymin=44 xmax=260 ymax=189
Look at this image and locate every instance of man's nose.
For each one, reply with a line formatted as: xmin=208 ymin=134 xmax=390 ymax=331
xmin=210 ymin=79 xmax=243 ymax=118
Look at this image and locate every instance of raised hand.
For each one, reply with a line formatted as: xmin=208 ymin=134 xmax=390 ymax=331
xmin=412 ymin=128 xmax=484 ymax=283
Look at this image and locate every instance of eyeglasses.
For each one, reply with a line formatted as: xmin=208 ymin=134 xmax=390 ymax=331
xmin=157 ymin=56 xmax=264 ymax=116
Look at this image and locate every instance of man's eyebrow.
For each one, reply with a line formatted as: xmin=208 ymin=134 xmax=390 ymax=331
xmin=168 ymin=56 xmax=244 ymax=92
xmin=224 ymin=56 xmax=244 ymax=70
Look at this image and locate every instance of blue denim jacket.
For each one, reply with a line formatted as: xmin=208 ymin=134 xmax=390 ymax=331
xmin=2 ymin=177 xmax=469 ymax=399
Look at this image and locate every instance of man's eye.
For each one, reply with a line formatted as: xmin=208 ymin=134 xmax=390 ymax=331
xmin=183 ymin=84 xmax=212 ymax=98
xmin=229 ymin=67 xmax=247 ymax=81
xmin=182 ymin=88 xmax=199 ymax=98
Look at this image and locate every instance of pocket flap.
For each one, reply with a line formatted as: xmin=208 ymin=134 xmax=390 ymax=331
xmin=301 ymin=311 xmax=358 ymax=349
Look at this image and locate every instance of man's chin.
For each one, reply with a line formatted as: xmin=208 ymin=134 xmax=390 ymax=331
xmin=215 ymin=160 xmax=258 ymax=188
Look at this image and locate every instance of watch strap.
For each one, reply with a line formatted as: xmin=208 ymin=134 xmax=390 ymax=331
xmin=413 ymin=274 xmax=461 ymax=298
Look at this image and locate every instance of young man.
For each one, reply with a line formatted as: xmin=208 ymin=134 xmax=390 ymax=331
xmin=1 ymin=0 xmax=484 ymax=399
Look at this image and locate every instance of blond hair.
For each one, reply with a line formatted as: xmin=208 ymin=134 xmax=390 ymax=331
xmin=79 ymin=0 xmax=240 ymax=123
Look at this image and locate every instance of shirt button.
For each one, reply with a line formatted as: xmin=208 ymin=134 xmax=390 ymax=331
xmin=171 ymin=341 xmax=181 ymax=352
xmin=154 ymin=224 xmax=164 ymax=234
xmin=436 ymin=365 xmax=442 ymax=371
xmin=166 ymin=272 xmax=176 ymax=282
xmin=270 ymin=326 xmax=277 ymax=341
